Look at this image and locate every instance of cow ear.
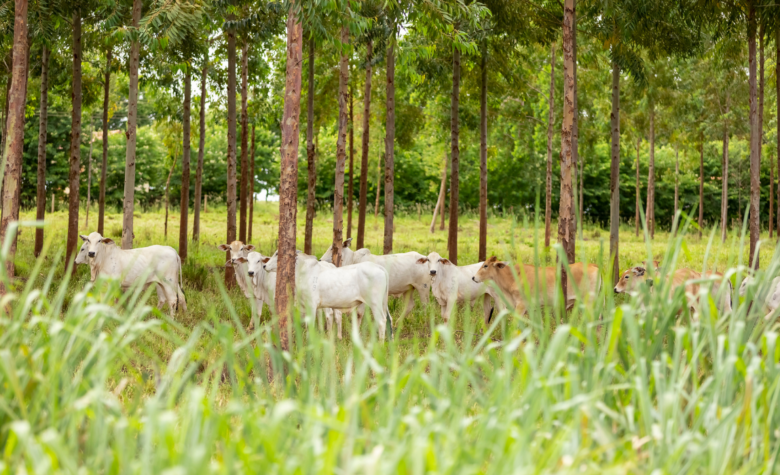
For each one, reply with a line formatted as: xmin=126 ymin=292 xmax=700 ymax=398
xmin=101 ymin=238 xmax=114 ymax=245
xmin=262 ymin=257 xmax=271 ymax=263
xmin=79 ymin=234 xmax=89 ymax=242
xmin=343 ymin=238 xmax=353 ymax=248
xmin=495 ymin=262 xmax=506 ymax=269
xmin=218 ymin=244 xmax=230 ymax=251
xmin=440 ymin=259 xmax=451 ymax=265
xmin=634 ymin=266 xmax=646 ymax=276
xmin=245 ymin=245 xmax=255 ymax=251
xmin=487 ymin=256 xmax=498 ymax=263
xmin=416 ymin=258 xmax=428 ymax=264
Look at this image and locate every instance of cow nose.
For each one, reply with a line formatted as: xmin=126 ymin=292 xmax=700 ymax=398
xmin=472 ymin=277 xmax=476 ymax=282
xmin=248 ymin=271 xmax=255 ymax=276
xmin=613 ymin=288 xmax=619 ymax=294
xmin=88 ymin=252 xmax=95 ymax=257
xmin=430 ymin=270 xmax=436 ymax=275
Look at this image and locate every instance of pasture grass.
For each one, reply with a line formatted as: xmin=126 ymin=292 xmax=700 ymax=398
xmin=2 ymin=203 xmax=780 ymax=472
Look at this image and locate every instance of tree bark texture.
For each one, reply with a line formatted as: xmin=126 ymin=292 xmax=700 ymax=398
xmin=770 ymin=160 xmax=774 ymax=238
xmin=98 ymin=49 xmax=111 ymax=235
xmin=777 ymin=27 xmax=780 ymax=239
xmin=375 ymin=159 xmax=382 ymax=218
xmin=609 ymin=60 xmax=620 ymax=284
xmin=276 ymin=9 xmax=303 ymax=351
xmin=699 ymin=141 xmax=704 ymax=239
xmin=239 ymin=40 xmax=249 ymax=243
xmin=478 ymin=43 xmax=487 ymax=261
xmin=249 ymin=124 xmax=255 ymax=242
xmin=722 ymin=104 xmax=729 ymax=243
xmin=356 ymin=39 xmax=372 ymax=249
xmin=748 ymin=2 xmax=760 ymax=269
xmin=34 ymin=44 xmax=48 ymax=257
xmin=635 ymin=138 xmax=640 ymax=237
xmin=645 ymin=100 xmax=655 ymax=238
xmin=122 ymin=0 xmax=142 ymax=249
xmin=431 ymin=152 xmax=448 ymax=233
xmin=66 ymin=8 xmax=83 ymax=269
xmin=347 ymin=83 xmax=354 ymax=239
xmin=557 ymin=0 xmax=576 ymax=295
xmin=544 ymin=43 xmax=555 ymax=249
xmin=179 ymin=68 xmax=191 ymax=260
xmin=448 ymin=45 xmax=461 ymax=265
xmin=383 ymin=30 xmax=396 ymax=255
xmin=225 ymin=26 xmax=238 ymax=286
xmin=332 ymin=26 xmax=349 ymax=266
xmin=193 ymin=55 xmax=207 ymax=243
xmin=164 ymin=155 xmax=178 ymax=240
xmin=304 ymin=35 xmax=316 ymax=255
xmin=0 ymin=0 xmax=28 ymax=281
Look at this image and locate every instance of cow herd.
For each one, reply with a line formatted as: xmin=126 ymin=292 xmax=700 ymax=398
xmin=72 ymin=231 xmax=778 ymax=339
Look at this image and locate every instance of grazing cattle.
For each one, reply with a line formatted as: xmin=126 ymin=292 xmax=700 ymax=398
xmin=416 ymin=251 xmax=501 ymax=324
xmin=265 ymin=253 xmax=392 ymax=340
xmin=322 ymin=242 xmax=430 ymax=319
xmin=614 ymin=265 xmax=732 ymax=314
xmin=739 ymin=275 xmax=780 ymax=319
xmin=218 ymin=241 xmax=255 ymax=299
xmin=472 ymin=256 xmax=600 ymax=316
xmin=79 ymin=232 xmax=186 ymax=315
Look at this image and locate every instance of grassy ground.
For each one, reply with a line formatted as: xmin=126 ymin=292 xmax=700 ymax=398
xmin=3 ymin=203 xmax=780 ymax=472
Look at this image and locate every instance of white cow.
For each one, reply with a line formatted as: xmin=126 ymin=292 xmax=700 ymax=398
xmin=79 ymin=232 xmax=186 ymax=315
xmin=417 ymin=251 xmax=501 ymax=324
xmin=265 ymin=253 xmax=392 ymax=340
xmin=321 ymin=242 xmax=430 ymax=319
xmin=739 ymin=275 xmax=780 ymax=320
xmin=218 ymin=241 xmax=255 ymax=299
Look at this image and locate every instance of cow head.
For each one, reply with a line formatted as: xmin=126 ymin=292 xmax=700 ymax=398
xmin=473 ymin=256 xmax=506 ymax=284
xmin=614 ymin=266 xmax=647 ymax=294
xmin=218 ymin=241 xmax=255 ymax=267
xmin=738 ymin=275 xmax=755 ymax=297
xmin=320 ymin=238 xmax=354 ymax=265
xmin=237 ymin=251 xmax=271 ymax=278
xmin=79 ymin=232 xmax=115 ymax=259
xmin=74 ymin=241 xmax=91 ymax=265
xmin=416 ymin=251 xmax=452 ymax=278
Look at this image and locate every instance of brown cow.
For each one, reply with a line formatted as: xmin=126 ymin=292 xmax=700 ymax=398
xmin=472 ymin=256 xmax=601 ymax=317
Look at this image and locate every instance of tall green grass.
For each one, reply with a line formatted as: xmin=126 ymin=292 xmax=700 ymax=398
xmin=2 ymin=208 xmax=780 ymax=472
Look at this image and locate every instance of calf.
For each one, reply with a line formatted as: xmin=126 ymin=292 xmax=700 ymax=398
xmin=739 ymin=275 xmax=780 ymax=319
xmin=266 ymin=253 xmax=392 ymax=340
xmin=417 ymin=251 xmax=500 ymax=324
xmin=218 ymin=241 xmax=255 ymax=299
xmin=472 ymin=256 xmax=600 ymax=316
xmin=79 ymin=232 xmax=186 ymax=315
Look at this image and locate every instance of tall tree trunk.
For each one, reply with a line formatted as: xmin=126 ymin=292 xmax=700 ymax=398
xmin=440 ymin=157 xmax=447 ymax=231
xmin=34 ymin=44 xmax=48 ymax=257
xmin=721 ymin=101 xmax=729 ymax=242
xmin=759 ymin=22 xmax=764 ymax=164
xmin=122 ymin=0 xmax=142 ymax=249
xmin=225 ymin=25 xmax=238 ymax=286
xmin=383 ymin=28 xmax=396 ymax=255
xmin=748 ymin=1 xmax=759 ymax=269
xmin=478 ymin=42 xmax=487 ymax=261
xmin=347 ymin=83 xmax=354 ymax=239
xmin=98 ymin=49 xmax=111 ymax=235
xmin=635 ymin=138 xmax=640 ymax=236
xmin=431 ymin=152 xmax=448 ymax=233
xmin=332 ymin=26 xmax=349 ymax=266
xmin=448 ymin=44 xmax=461 ymax=264
xmin=0 ymin=0 xmax=28 ymax=282
xmin=239 ymin=40 xmax=249 ymax=243
xmin=558 ymin=0 xmax=576 ymax=296
xmin=249 ymin=124 xmax=255 ymax=242
xmin=777 ymin=27 xmax=780 ymax=240
xmin=544 ymin=43 xmax=555 ymax=249
xmin=571 ymin=9 xmax=578 ymax=245
xmin=356 ymin=40 xmax=372 ymax=249
xmin=193 ymin=54 xmax=207 ymax=243
xmin=699 ymin=140 xmax=704 ymax=239
xmin=673 ymin=143 xmax=679 ymax=235
xmin=374 ymin=158 xmax=382 ymax=218
xmin=164 ymin=155 xmax=178 ymax=240
xmin=304 ymin=35 xmax=316 ymax=254
xmin=609 ymin=60 xmax=620 ymax=284
xmin=645 ymin=99 xmax=655 ymax=239
xmin=770 ymin=159 xmax=774 ymax=238
xmin=276 ymin=8 xmax=303 ymax=351
xmin=66 ymin=7 xmax=83 ymax=269
xmin=179 ymin=68 xmax=191 ymax=260
xmin=85 ymin=121 xmax=94 ymax=228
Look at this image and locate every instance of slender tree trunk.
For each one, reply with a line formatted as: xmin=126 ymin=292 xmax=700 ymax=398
xmin=770 ymin=159 xmax=774 ymax=238
xmin=34 ymin=45 xmax=48 ymax=257
xmin=332 ymin=26 xmax=349 ymax=267
xmin=635 ymin=138 xmax=640 ymax=236
xmin=722 ymin=103 xmax=729 ymax=242
xmin=276 ymin=8 xmax=303 ymax=351
xmin=164 ymin=155 xmax=178 ymax=240
xmin=759 ymin=22 xmax=764 ymax=164
xmin=239 ymin=40 xmax=249 ymax=243
xmin=347 ymin=83 xmax=354 ymax=238
xmin=431 ymin=152 xmax=448 ymax=233
xmin=544 ymin=43 xmax=555 ymax=249
xmin=122 ymin=0 xmax=142 ymax=249
xmin=440 ymin=158 xmax=447 ymax=231
xmin=375 ymin=159 xmax=382 ymax=218
xmin=748 ymin=1 xmax=760 ymax=269
xmin=571 ymin=9 xmax=578 ymax=246
xmin=645 ymin=99 xmax=655 ymax=239
xmin=609 ymin=60 xmax=620 ymax=284
xmin=98 ymin=49 xmax=111 ymax=236
xmin=478 ymin=42 xmax=488 ymax=261
xmin=225 ymin=25 xmax=238 ymax=286
xmin=85 ymin=121 xmax=94 ymax=228
xmin=179 ymin=68 xmax=191 ymax=260
xmin=249 ymin=124 xmax=255 ymax=242
xmin=0 ymin=0 xmax=28 ymax=282
xmin=673 ymin=143 xmax=679 ymax=234
xmin=448 ymin=44 xmax=461 ymax=264
xmin=777 ymin=27 xmax=780 ymax=240
xmin=558 ymin=0 xmax=576 ymax=296
xmin=304 ymin=35 xmax=316 ymax=254
xmin=356 ymin=40 xmax=372 ymax=249
xmin=699 ymin=140 xmax=704 ymax=239
xmin=193 ymin=55 xmax=207 ymax=243
xmin=383 ymin=27 xmax=396 ymax=255
xmin=66 ymin=8 xmax=83 ymax=268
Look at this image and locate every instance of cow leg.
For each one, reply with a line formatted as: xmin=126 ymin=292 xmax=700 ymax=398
xmin=415 ymin=284 xmax=430 ymax=308
xmin=441 ymin=299 xmax=456 ymax=324
xmin=482 ymin=295 xmax=494 ymax=325
xmin=154 ymin=283 xmax=166 ymax=309
xmin=356 ymin=304 xmax=366 ymax=328
xmin=514 ymin=300 xmax=528 ymax=318
xmin=335 ymin=310 xmax=343 ymax=340
xmin=369 ymin=302 xmax=391 ymax=341
xmin=400 ymin=289 xmax=416 ymax=320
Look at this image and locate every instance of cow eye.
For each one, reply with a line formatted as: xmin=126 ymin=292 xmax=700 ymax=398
xmin=625 ymin=275 xmax=629 ymax=279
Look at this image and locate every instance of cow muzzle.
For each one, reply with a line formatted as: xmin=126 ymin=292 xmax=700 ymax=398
xmin=248 ymin=271 xmax=255 ymax=276
xmin=430 ymin=270 xmax=436 ymax=275
xmin=88 ymin=252 xmax=95 ymax=258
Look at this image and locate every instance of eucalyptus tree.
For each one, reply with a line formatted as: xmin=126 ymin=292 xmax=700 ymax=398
xmin=558 ymin=0 xmax=576 ymax=292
